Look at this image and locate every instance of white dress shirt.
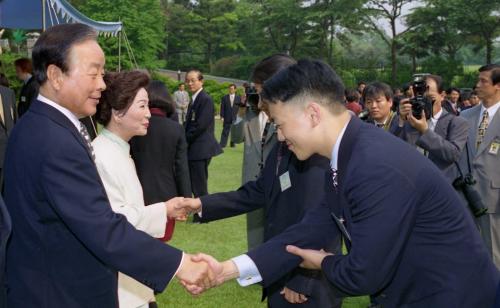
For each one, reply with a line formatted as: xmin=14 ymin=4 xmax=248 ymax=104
xmin=38 ymin=94 xmax=81 ymax=130
xmin=93 ymin=129 xmax=168 ymax=308
xmin=191 ymin=87 xmax=203 ymax=104
xmin=479 ymin=101 xmax=500 ymax=127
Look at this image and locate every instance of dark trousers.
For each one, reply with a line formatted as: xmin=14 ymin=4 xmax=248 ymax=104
xmin=220 ymin=122 xmax=234 ymax=148
xmin=189 ymin=159 xmax=210 ymax=197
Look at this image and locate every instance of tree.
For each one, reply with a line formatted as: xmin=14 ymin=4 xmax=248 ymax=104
xmin=450 ymin=0 xmax=500 ymax=64
xmin=363 ymin=0 xmax=414 ymax=86
xmin=72 ymin=0 xmax=167 ymax=70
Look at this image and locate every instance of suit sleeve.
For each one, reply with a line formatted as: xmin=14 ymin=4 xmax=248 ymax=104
xmin=199 ymin=177 xmax=266 ymax=222
xmin=174 ymin=127 xmax=192 ymax=197
xmin=185 ymin=94 xmax=215 ymax=143
xmin=416 ymin=115 xmax=469 ymax=164
xmin=220 ymin=97 xmax=225 ymax=118
xmin=246 ymin=199 xmax=336 ymax=288
xmin=40 ymin=139 xmax=182 ymax=293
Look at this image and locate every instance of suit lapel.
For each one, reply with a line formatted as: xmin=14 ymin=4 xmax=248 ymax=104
xmin=463 ymin=105 xmax=481 ymax=158
xmin=477 ymin=107 xmax=500 ymax=156
xmin=269 ymin=144 xmax=292 ymax=206
xmin=30 ymin=100 xmax=92 ymax=161
xmin=434 ymin=109 xmax=449 ymax=137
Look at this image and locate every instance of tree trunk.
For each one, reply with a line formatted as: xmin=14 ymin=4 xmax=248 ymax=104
xmin=486 ymin=38 xmax=492 ymax=64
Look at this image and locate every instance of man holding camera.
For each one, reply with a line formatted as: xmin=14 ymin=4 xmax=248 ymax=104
xmin=459 ymin=64 xmax=500 ymax=268
xmin=392 ymin=74 xmax=469 ymax=183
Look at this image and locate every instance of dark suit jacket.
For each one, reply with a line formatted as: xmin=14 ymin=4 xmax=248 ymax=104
xmin=220 ymin=94 xmax=241 ymax=124
xmin=0 ymin=197 xmax=11 ymax=308
xmin=184 ymin=90 xmax=222 ymax=160
xmin=130 ymin=115 xmax=192 ymax=203
xmin=390 ymin=109 xmax=469 ymax=182
xmin=17 ymin=76 xmax=39 ymax=118
xmin=246 ymin=116 xmax=499 ymax=308
xmin=200 ymin=143 xmax=341 ymax=306
xmin=0 ymin=86 xmax=16 ymax=170
xmin=4 ymin=100 xmax=183 ymax=307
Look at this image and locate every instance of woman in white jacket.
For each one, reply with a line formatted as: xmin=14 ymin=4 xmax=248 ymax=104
xmin=92 ymin=70 xmax=186 ymax=308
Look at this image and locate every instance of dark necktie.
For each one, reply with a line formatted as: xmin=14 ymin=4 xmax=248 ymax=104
xmin=79 ymin=122 xmax=95 ymax=161
xmin=259 ymin=121 xmax=271 ymax=171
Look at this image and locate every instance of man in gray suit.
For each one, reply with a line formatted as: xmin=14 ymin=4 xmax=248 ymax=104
xmin=392 ymin=74 xmax=469 ymax=183
xmin=459 ymin=63 xmax=500 ymax=268
xmin=0 ymin=85 xmax=16 ymax=183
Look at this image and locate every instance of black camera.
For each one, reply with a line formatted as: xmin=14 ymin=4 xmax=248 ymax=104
xmin=245 ymin=85 xmax=260 ymax=112
xmin=452 ymin=174 xmax=488 ymax=217
xmin=410 ymin=74 xmax=433 ymax=120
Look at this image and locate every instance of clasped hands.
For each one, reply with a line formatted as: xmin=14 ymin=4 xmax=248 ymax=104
xmin=165 ymin=197 xmax=202 ymax=221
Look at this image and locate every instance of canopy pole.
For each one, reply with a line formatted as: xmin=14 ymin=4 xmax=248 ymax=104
xmin=118 ymin=30 xmax=122 ymax=72
xmin=42 ymin=0 xmax=46 ymax=31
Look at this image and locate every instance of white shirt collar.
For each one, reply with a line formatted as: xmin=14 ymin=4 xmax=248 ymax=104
xmin=37 ymin=94 xmax=81 ymax=131
xmin=191 ymin=88 xmax=203 ymax=103
xmin=479 ymin=101 xmax=500 ymax=125
xmin=330 ymin=118 xmax=350 ymax=171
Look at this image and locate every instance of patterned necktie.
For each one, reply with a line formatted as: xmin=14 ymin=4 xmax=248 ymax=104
xmin=331 ymin=167 xmax=338 ymax=188
xmin=79 ymin=122 xmax=95 ymax=161
xmin=476 ymin=110 xmax=489 ymax=149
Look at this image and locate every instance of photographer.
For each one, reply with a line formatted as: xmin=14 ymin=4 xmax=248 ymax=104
xmin=392 ymin=74 xmax=469 ymax=183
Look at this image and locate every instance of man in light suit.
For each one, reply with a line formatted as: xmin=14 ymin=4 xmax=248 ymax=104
xmin=0 ymin=85 xmax=16 ymax=184
xmin=459 ymin=63 xmax=500 ymax=268
xmin=3 ymin=23 xmax=211 ymax=308
xmin=189 ymin=60 xmax=499 ymax=308
xmin=184 ymin=70 xmax=222 ymax=197
xmin=390 ymin=75 xmax=469 ymax=183
xmin=219 ymin=83 xmax=241 ymax=148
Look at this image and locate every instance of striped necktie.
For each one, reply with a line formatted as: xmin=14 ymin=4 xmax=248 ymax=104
xmin=79 ymin=122 xmax=95 ymax=161
xmin=476 ymin=110 xmax=489 ymax=149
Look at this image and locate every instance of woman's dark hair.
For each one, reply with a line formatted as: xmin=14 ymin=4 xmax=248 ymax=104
xmin=96 ymin=70 xmax=150 ymax=126
xmin=146 ymin=80 xmax=175 ymax=116
xmin=251 ymin=54 xmax=297 ymax=85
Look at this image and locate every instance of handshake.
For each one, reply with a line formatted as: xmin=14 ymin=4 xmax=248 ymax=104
xmin=165 ymin=197 xmax=202 ymax=221
xmin=175 ymin=253 xmax=240 ymax=295
xmin=165 ymin=197 xmax=241 ymax=295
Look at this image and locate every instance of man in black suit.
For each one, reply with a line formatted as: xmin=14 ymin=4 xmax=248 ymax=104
xmin=14 ymin=58 xmax=39 ymax=118
xmin=179 ymin=142 xmax=342 ymax=307
xmin=219 ymin=83 xmax=241 ymax=148
xmin=184 ymin=70 xmax=222 ymax=197
xmin=188 ymin=59 xmax=499 ymax=308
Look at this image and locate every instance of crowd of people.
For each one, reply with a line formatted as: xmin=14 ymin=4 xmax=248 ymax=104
xmin=0 ymin=22 xmax=499 ymax=308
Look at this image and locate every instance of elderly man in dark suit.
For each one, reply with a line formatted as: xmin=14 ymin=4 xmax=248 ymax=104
xmin=0 ymin=84 xmax=16 ymax=184
xmin=219 ymin=83 xmax=241 ymax=148
xmin=389 ymin=75 xmax=469 ymax=183
xmin=459 ymin=64 xmax=500 ymax=268
xmin=3 ymin=23 xmax=211 ymax=308
xmin=189 ymin=60 xmax=499 ymax=308
xmin=184 ymin=70 xmax=222 ymax=197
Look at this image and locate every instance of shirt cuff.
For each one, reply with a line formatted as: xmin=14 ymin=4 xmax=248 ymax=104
xmin=231 ymin=254 xmax=262 ymax=286
xmin=170 ymin=252 xmax=185 ymax=284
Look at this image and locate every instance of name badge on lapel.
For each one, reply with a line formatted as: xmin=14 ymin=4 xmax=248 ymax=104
xmin=489 ymin=141 xmax=500 ymax=155
xmin=279 ymin=171 xmax=291 ymax=192
xmin=21 ymin=96 xmax=26 ymax=102
xmin=191 ymin=111 xmax=196 ymax=121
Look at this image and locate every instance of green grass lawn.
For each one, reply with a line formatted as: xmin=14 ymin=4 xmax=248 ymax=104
xmin=156 ymin=120 xmax=369 ymax=307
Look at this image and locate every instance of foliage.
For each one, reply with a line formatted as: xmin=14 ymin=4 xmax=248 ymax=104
xmin=0 ymin=52 xmax=25 ymax=94
xmin=71 ymin=0 xmax=167 ymax=71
